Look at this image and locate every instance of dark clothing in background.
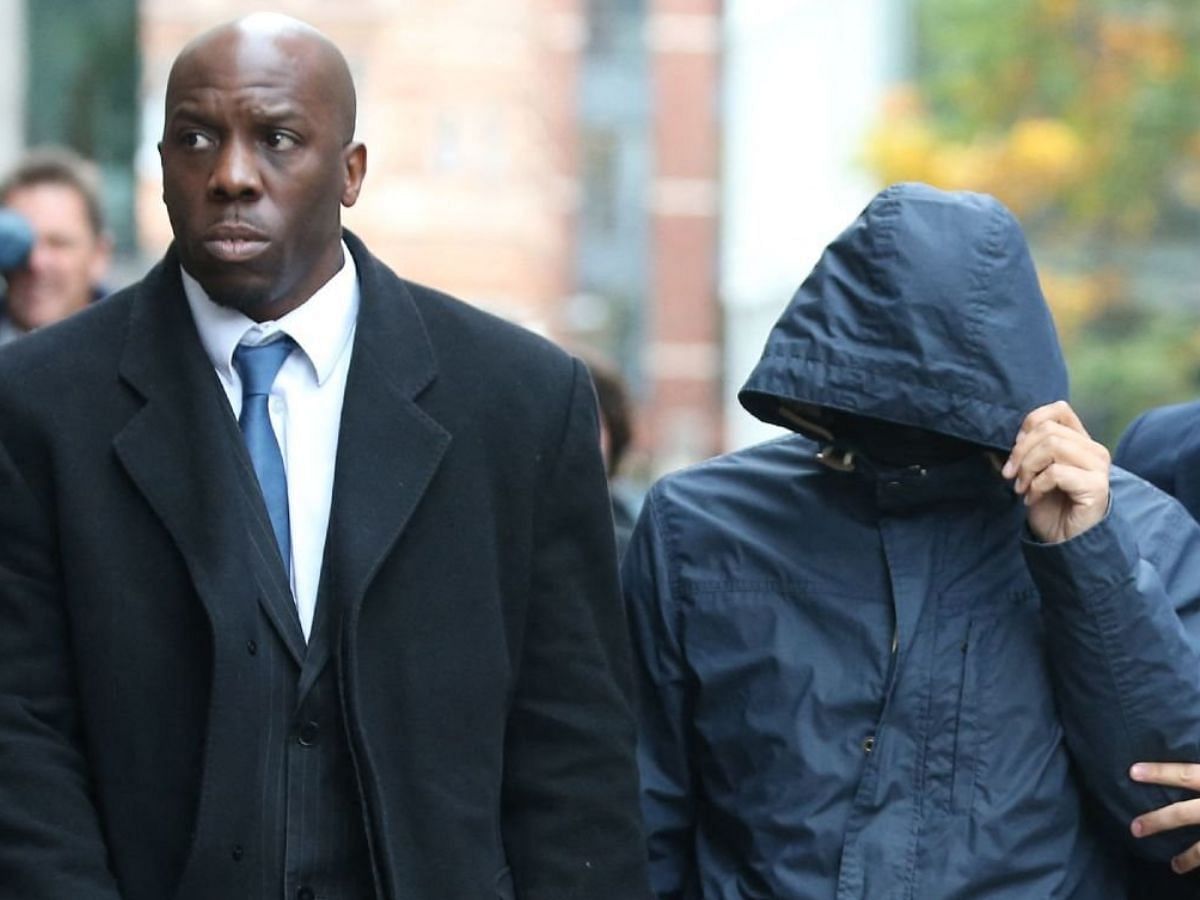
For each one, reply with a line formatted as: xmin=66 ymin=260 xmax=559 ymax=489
xmin=612 ymin=484 xmax=639 ymax=564
xmin=1115 ymin=399 xmax=1200 ymax=523
xmin=0 ymin=232 xmax=650 ymax=900
xmin=1114 ymin=405 xmax=1200 ymax=899
xmin=623 ymin=184 xmax=1200 ymax=899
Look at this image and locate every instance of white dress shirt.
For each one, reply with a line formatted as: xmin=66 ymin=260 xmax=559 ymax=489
xmin=182 ymin=244 xmax=359 ymax=640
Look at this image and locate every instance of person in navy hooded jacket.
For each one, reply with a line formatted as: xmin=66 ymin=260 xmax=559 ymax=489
xmin=1113 ymin=401 xmax=1200 ymax=524
xmin=623 ymin=183 xmax=1200 ymax=899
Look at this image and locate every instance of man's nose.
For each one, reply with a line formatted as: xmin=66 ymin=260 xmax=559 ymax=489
xmin=208 ymin=137 xmax=262 ymax=200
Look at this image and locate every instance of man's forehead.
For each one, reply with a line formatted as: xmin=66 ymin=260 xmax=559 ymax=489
xmin=165 ymin=16 xmax=356 ymax=138
xmin=166 ymin=67 xmax=335 ymax=125
xmin=167 ymin=80 xmax=319 ymax=113
xmin=171 ymin=32 xmax=316 ymax=89
xmin=170 ymin=37 xmax=339 ymax=106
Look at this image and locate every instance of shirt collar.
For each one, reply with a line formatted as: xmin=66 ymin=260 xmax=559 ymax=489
xmin=182 ymin=241 xmax=359 ymax=386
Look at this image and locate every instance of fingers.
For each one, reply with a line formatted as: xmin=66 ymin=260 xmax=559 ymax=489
xmin=1131 ymin=797 xmax=1200 ymax=839
xmin=1002 ymin=401 xmax=1102 ymax=483
xmin=1172 ymin=842 xmax=1200 ymax=874
xmin=1130 ymin=763 xmax=1200 ymax=872
xmin=1001 ymin=406 xmax=1110 ymax=502
xmin=1014 ymin=399 xmax=1087 ymax=440
xmin=1024 ymin=461 xmax=1106 ymax=509
xmin=1131 ymin=762 xmax=1200 ymax=789
xmin=1006 ymin=421 xmax=1109 ymax=496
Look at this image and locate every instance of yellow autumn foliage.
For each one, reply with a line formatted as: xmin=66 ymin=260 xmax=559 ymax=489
xmin=867 ymin=93 xmax=1085 ymax=216
xmin=1038 ymin=269 xmax=1109 ymax=343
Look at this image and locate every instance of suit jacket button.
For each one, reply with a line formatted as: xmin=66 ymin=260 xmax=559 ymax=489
xmin=297 ymin=886 xmax=315 ymax=900
xmin=246 ymin=640 xmax=258 ymax=656
xmin=297 ymin=721 xmax=319 ymax=747
xmin=231 ymin=844 xmax=244 ymax=861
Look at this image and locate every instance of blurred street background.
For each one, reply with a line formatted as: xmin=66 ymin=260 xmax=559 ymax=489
xmin=2 ymin=0 xmax=1198 ymax=480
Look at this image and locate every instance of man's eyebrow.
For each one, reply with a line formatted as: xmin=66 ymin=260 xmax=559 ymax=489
xmin=244 ymin=102 xmax=308 ymax=123
xmin=165 ymin=105 xmax=215 ymax=127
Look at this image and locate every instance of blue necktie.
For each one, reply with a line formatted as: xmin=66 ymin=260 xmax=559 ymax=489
xmin=233 ymin=337 xmax=295 ymax=569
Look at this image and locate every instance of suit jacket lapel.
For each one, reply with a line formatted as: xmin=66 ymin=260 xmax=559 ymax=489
xmin=322 ymin=234 xmax=451 ymax=647
xmin=112 ymin=252 xmax=307 ymax=665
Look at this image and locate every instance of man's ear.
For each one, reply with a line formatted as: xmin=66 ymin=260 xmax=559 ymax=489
xmin=341 ymin=142 xmax=367 ymax=207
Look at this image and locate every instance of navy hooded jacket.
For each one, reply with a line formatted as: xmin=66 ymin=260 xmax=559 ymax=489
xmin=623 ymin=184 xmax=1200 ymax=899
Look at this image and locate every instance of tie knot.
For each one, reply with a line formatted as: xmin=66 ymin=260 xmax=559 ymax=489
xmin=233 ymin=337 xmax=296 ymax=397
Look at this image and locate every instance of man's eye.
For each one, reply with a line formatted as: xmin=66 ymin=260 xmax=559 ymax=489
xmin=265 ymin=131 xmax=299 ymax=150
xmin=179 ymin=131 xmax=214 ymax=150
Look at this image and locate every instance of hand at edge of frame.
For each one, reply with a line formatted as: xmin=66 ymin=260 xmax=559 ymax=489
xmin=1130 ymin=762 xmax=1200 ymax=875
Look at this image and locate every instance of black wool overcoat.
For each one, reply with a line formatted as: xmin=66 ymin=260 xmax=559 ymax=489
xmin=0 ymin=232 xmax=650 ymax=900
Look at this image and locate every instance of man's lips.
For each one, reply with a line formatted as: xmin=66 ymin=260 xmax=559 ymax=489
xmin=203 ymin=237 xmax=270 ymax=263
xmin=201 ymin=223 xmax=270 ymax=263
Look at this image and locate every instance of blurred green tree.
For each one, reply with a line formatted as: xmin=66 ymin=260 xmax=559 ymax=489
xmin=866 ymin=0 xmax=1200 ymax=443
xmin=25 ymin=0 xmax=139 ymax=252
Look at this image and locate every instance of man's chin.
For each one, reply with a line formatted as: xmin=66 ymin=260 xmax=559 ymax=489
xmin=209 ymin=285 xmax=281 ymax=320
xmin=189 ymin=270 xmax=267 ymax=314
xmin=188 ymin=266 xmax=276 ymax=319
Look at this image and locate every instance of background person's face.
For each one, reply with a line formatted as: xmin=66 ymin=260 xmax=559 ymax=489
xmin=159 ymin=31 xmax=363 ymax=320
xmin=3 ymin=183 xmax=108 ymax=331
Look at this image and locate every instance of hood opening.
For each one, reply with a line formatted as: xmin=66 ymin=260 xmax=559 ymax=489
xmin=738 ymin=183 xmax=1069 ymax=455
xmin=776 ymin=400 xmax=993 ymax=470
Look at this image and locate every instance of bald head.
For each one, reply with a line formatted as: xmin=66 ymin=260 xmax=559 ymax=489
xmin=167 ymin=14 xmax=357 ymax=143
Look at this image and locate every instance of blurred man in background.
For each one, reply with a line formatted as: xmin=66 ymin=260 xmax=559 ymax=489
xmin=0 ymin=146 xmax=111 ymax=345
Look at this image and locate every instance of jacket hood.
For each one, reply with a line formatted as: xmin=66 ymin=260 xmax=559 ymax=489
xmin=739 ymin=182 xmax=1068 ymax=453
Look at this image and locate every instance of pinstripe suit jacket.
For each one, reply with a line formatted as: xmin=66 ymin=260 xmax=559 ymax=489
xmin=0 ymin=232 xmax=651 ymax=900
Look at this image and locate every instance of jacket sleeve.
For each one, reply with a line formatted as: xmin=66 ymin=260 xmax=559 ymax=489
xmin=1112 ymin=410 xmax=1147 ymax=468
xmin=0 ymin=437 xmax=124 ymax=897
xmin=622 ymin=488 xmax=699 ymax=900
xmin=500 ymin=358 xmax=652 ymax=900
xmin=1023 ymin=473 xmax=1200 ymax=862
xmin=1112 ymin=410 xmax=1166 ymax=490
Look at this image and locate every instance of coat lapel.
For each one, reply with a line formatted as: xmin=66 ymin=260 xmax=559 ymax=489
xmin=321 ymin=234 xmax=451 ymax=647
xmin=112 ymin=252 xmax=307 ymax=665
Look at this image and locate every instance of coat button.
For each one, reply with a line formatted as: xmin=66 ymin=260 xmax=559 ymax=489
xmin=231 ymin=844 xmax=244 ymax=861
xmin=246 ymin=640 xmax=258 ymax=656
xmin=862 ymin=735 xmax=876 ymax=754
xmin=296 ymin=886 xmax=315 ymax=900
xmin=297 ymin=721 xmax=319 ymax=747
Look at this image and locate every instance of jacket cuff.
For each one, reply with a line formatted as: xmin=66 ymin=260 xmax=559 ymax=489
xmin=1021 ymin=503 xmax=1137 ymax=606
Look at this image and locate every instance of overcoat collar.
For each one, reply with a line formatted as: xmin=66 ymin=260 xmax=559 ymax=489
xmin=112 ymin=232 xmax=450 ymax=670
